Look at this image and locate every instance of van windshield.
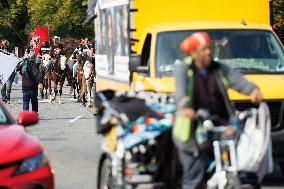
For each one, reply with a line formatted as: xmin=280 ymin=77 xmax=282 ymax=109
xmin=155 ymin=29 xmax=284 ymax=76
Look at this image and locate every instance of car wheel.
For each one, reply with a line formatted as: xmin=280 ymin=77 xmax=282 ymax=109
xmin=98 ymin=157 xmax=112 ymax=189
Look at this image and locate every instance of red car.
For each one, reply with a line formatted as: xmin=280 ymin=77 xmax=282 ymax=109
xmin=0 ymin=101 xmax=54 ymax=189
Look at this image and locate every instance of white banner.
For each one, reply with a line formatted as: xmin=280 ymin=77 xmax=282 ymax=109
xmin=0 ymin=51 xmax=20 ymax=86
xmin=98 ymin=0 xmax=129 ymax=9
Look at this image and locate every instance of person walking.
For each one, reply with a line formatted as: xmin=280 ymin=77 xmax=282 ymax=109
xmin=0 ymin=39 xmax=16 ymax=104
xmin=18 ymin=49 xmax=42 ymax=113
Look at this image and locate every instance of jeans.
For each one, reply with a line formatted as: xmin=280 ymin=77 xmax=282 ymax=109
xmin=178 ymin=150 xmax=206 ymax=189
xmin=72 ymin=62 xmax=78 ymax=78
xmin=22 ymin=89 xmax=38 ymax=112
xmin=1 ymin=71 xmax=16 ymax=102
xmin=14 ymin=71 xmax=19 ymax=85
xmin=44 ymin=59 xmax=53 ymax=75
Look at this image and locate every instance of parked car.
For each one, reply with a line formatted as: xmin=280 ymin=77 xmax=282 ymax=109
xmin=0 ymin=100 xmax=54 ymax=189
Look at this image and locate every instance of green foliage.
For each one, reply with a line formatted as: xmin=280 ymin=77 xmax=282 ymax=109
xmin=0 ymin=0 xmax=93 ymax=55
xmin=26 ymin=0 xmax=93 ymax=38
xmin=0 ymin=0 xmax=29 ymax=53
xmin=272 ymin=0 xmax=284 ymax=43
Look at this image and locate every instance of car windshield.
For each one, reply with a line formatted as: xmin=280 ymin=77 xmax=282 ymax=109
xmin=0 ymin=104 xmax=12 ymax=125
xmin=155 ymin=29 xmax=284 ymax=76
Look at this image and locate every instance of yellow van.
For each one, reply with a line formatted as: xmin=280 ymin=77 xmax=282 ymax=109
xmin=95 ymin=0 xmax=284 ymax=172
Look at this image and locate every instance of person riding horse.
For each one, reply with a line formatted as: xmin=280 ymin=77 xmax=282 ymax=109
xmin=72 ymin=38 xmax=94 ymax=78
xmin=44 ymin=36 xmax=64 ymax=77
xmin=36 ymin=41 xmax=50 ymax=65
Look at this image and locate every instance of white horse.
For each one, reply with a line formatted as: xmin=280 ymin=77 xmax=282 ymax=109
xmin=83 ymin=60 xmax=94 ymax=108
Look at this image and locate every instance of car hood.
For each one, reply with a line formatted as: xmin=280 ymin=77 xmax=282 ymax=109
xmin=0 ymin=125 xmax=42 ymax=164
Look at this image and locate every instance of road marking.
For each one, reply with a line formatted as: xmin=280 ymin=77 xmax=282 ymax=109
xmin=38 ymin=99 xmax=49 ymax=103
xmin=69 ymin=116 xmax=82 ymax=123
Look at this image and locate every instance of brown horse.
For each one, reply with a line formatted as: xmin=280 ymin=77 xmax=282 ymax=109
xmin=39 ymin=54 xmax=51 ymax=100
xmin=76 ymin=53 xmax=95 ymax=107
xmin=47 ymin=55 xmax=72 ymax=103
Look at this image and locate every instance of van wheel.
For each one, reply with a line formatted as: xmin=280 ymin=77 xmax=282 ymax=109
xmin=98 ymin=157 xmax=112 ymax=189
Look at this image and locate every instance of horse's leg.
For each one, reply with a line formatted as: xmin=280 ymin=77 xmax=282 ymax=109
xmin=73 ymin=84 xmax=76 ymax=99
xmin=40 ymin=87 xmax=44 ymax=100
xmin=86 ymin=79 xmax=92 ymax=108
xmin=53 ymin=80 xmax=57 ymax=102
xmin=48 ymin=77 xmax=52 ymax=103
xmin=58 ymin=82 xmax=63 ymax=104
xmin=45 ymin=79 xmax=48 ymax=99
xmin=77 ymin=82 xmax=81 ymax=99
xmin=79 ymin=77 xmax=86 ymax=101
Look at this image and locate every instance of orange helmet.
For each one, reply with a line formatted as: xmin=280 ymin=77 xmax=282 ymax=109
xmin=180 ymin=32 xmax=211 ymax=54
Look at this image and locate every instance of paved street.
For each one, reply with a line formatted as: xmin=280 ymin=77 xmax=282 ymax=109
xmin=7 ymin=86 xmax=101 ymax=189
xmin=4 ymin=85 xmax=284 ymax=189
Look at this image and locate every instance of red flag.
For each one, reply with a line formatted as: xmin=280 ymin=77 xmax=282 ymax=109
xmin=31 ymin=25 xmax=49 ymax=56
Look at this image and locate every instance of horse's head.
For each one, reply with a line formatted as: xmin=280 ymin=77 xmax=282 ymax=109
xmin=60 ymin=55 xmax=67 ymax=70
xmin=42 ymin=54 xmax=51 ymax=66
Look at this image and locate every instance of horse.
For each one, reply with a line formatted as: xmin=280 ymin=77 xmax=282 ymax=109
xmin=39 ymin=54 xmax=51 ymax=100
xmin=76 ymin=53 xmax=95 ymax=107
xmin=47 ymin=55 xmax=72 ymax=104
xmin=83 ymin=60 xmax=95 ymax=108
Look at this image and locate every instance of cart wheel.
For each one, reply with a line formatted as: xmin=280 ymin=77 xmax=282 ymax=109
xmin=98 ymin=157 xmax=112 ymax=189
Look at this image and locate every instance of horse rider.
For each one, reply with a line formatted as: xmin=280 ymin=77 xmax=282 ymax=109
xmin=36 ymin=40 xmax=50 ymax=65
xmin=45 ymin=36 xmax=65 ymax=78
xmin=72 ymin=39 xmax=84 ymax=78
xmin=1 ymin=39 xmax=16 ymax=104
xmin=72 ymin=38 xmax=94 ymax=78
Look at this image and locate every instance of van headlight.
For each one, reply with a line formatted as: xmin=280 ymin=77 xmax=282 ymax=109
xmin=13 ymin=152 xmax=49 ymax=176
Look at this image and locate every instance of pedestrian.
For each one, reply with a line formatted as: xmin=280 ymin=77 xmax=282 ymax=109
xmin=0 ymin=39 xmax=16 ymax=104
xmin=18 ymin=49 xmax=43 ymax=113
xmin=173 ymin=32 xmax=263 ymax=189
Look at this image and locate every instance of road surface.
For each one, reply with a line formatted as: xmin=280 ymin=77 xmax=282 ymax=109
xmin=5 ymin=85 xmax=284 ymax=189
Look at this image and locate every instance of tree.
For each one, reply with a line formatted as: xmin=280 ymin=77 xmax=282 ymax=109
xmin=0 ymin=0 xmax=29 ymax=53
xmin=26 ymin=0 xmax=93 ymax=39
xmin=272 ymin=0 xmax=284 ymax=43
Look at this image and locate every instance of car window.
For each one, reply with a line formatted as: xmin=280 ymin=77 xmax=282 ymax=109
xmin=0 ymin=108 xmax=8 ymax=124
xmin=0 ymin=105 xmax=12 ymax=125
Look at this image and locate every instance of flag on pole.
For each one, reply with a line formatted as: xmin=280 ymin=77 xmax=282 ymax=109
xmin=30 ymin=25 xmax=50 ymax=56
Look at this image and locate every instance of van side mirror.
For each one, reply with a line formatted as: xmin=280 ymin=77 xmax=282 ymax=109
xmin=129 ymin=55 xmax=148 ymax=73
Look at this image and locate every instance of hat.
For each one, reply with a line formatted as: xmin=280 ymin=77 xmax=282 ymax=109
xmin=180 ymin=32 xmax=211 ymax=54
xmin=53 ymin=36 xmax=60 ymax=42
